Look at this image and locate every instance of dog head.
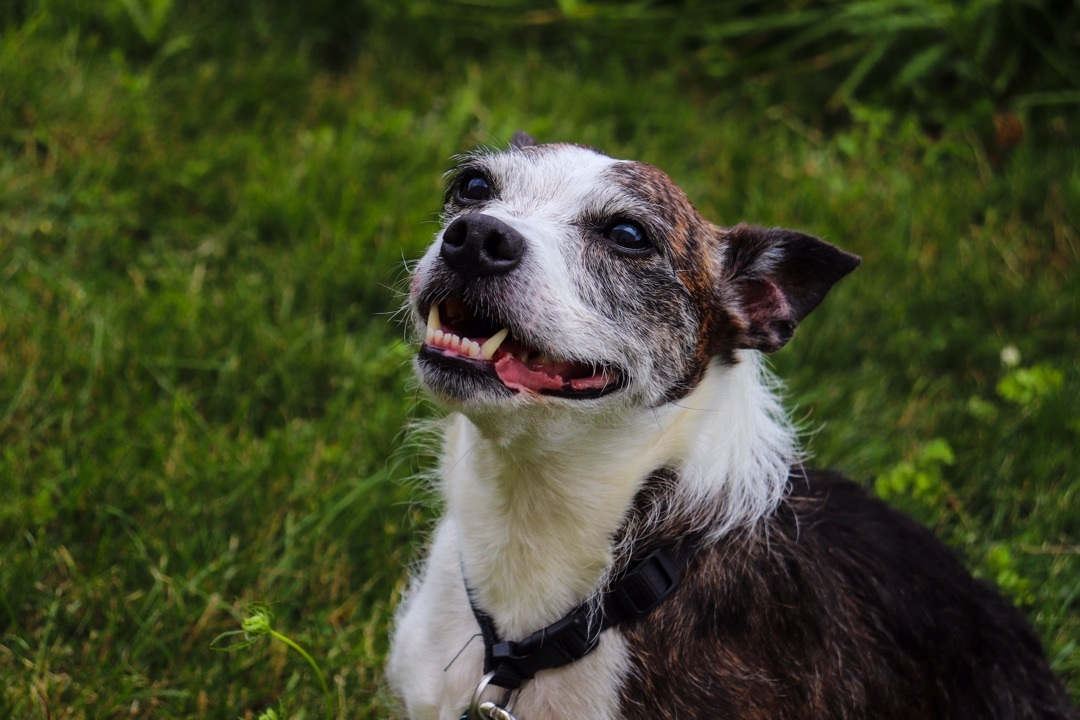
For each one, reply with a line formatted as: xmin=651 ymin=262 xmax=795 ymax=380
xmin=410 ymin=134 xmax=859 ymax=416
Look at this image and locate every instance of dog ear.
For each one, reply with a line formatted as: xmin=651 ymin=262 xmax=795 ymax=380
xmin=721 ymin=223 xmax=860 ymax=353
xmin=509 ymin=130 xmax=538 ymax=149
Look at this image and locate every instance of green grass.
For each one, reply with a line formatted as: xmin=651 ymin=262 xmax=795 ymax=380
xmin=1 ymin=3 xmax=1077 ymax=717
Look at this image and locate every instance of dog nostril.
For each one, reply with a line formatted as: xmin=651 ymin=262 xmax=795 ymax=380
xmin=440 ymin=215 xmax=525 ymax=276
xmin=486 ymin=229 xmax=524 ymax=263
xmin=441 ymin=219 xmax=467 ymax=249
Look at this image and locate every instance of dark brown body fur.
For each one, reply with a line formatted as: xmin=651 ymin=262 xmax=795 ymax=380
xmin=618 ymin=470 xmax=1077 ymax=719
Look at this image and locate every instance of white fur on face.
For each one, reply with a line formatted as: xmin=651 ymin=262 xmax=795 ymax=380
xmin=410 ymin=144 xmax=703 ymax=416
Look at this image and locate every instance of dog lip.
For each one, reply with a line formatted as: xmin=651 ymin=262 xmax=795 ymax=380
xmin=417 ymin=344 xmax=502 ymax=380
xmin=418 ymin=299 xmax=625 ymax=400
xmin=418 ymin=345 xmax=625 ymax=400
xmin=416 ymin=346 xmax=516 ymax=400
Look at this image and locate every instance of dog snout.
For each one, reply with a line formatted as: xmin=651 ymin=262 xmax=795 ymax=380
xmin=440 ymin=214 xmax=525 ymax=277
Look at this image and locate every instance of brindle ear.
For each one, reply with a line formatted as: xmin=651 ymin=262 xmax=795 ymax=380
xmin=509 ymin=130 xmax=538 ymax=149
xmin=722 ymin=223 xmax=860 ymax=353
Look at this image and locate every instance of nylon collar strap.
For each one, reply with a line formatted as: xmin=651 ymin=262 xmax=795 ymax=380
xmin=465 ymin=542 xmax=695 ymax=691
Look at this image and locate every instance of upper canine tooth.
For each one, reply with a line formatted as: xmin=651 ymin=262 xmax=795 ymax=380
xmin=446 ymin=298 xmax=462 ymax=319
xmin=427 ymin=305 xmax=442 ymax=332
xmin=480 ymin=329 xmax=510 ymax=360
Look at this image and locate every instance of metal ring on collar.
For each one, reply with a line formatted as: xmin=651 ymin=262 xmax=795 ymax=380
xmin=468 ymin=671 xmax=514 ymax=720
xmin=479 ymin=702 xmax=517 ymax=720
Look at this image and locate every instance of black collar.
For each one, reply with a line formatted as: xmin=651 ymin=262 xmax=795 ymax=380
xmin=465 ymin=542 xmax=696 ymax=691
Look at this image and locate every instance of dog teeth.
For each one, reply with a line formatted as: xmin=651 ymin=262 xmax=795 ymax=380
xmin=480 ymin=329 xmax=510 ymax=360
xmin=445 ymin=298 xmax=463 ymax=319
xmin=422 ymin=307 xmax=505 ymax=362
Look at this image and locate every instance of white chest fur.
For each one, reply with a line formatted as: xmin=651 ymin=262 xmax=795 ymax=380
xmin=387 ymin=520 xmax=631 ymax=720
xmin=387 ymin=357 xmax=796 ymax=719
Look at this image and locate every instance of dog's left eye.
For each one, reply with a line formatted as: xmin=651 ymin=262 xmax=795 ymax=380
xmin=605 ymin=221 xmax=651 ymax=253
xmin=458 ymin=174 xmax=493 ymax=202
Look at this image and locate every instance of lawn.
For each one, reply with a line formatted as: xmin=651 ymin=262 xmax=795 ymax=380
xmin=1 ymin=2 xmax=1077 ymax=717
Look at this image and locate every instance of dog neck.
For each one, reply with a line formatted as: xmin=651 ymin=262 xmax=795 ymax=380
xmin=440 ymin=352 xmax=797 ymax=639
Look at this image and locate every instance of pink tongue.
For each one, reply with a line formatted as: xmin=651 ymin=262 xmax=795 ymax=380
xmin=493 ymin=353 xmax=613 ymax=394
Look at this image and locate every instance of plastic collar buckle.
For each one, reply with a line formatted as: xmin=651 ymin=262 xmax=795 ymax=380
xmin=609 ymin=547 xmax=681 ymax=620
xmin=488 ymin=605 xmax=597 ymax=689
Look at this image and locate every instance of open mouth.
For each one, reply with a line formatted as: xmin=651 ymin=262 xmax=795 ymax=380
xmin=419 ymin=298 xmax=622 ymax=399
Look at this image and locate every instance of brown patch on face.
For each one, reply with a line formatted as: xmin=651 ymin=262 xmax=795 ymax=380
xmin=604 ymin=162 xmax=861 ymax=374
xmin=608 ymin=163 xmax=748 ymax=379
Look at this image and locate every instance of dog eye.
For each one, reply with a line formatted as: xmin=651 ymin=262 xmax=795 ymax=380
xmin=605 ymin=221 xmax=651 ymax=253
xmin=458 ymin=174 xmax=493 ymax=202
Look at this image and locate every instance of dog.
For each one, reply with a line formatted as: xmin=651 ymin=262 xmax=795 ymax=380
xmin=388 ymin=133 xmax=1077 ymax=719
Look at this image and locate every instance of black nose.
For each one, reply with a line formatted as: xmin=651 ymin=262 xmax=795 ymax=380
xmin=439 ymin=214 xmax=525 ymax=276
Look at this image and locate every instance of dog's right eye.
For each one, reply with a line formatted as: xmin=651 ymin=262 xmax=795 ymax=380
xmin=458 ymin=174 xmax=493 ymax=202
xmin=605 ymin=221 xmax=652 ymax=254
